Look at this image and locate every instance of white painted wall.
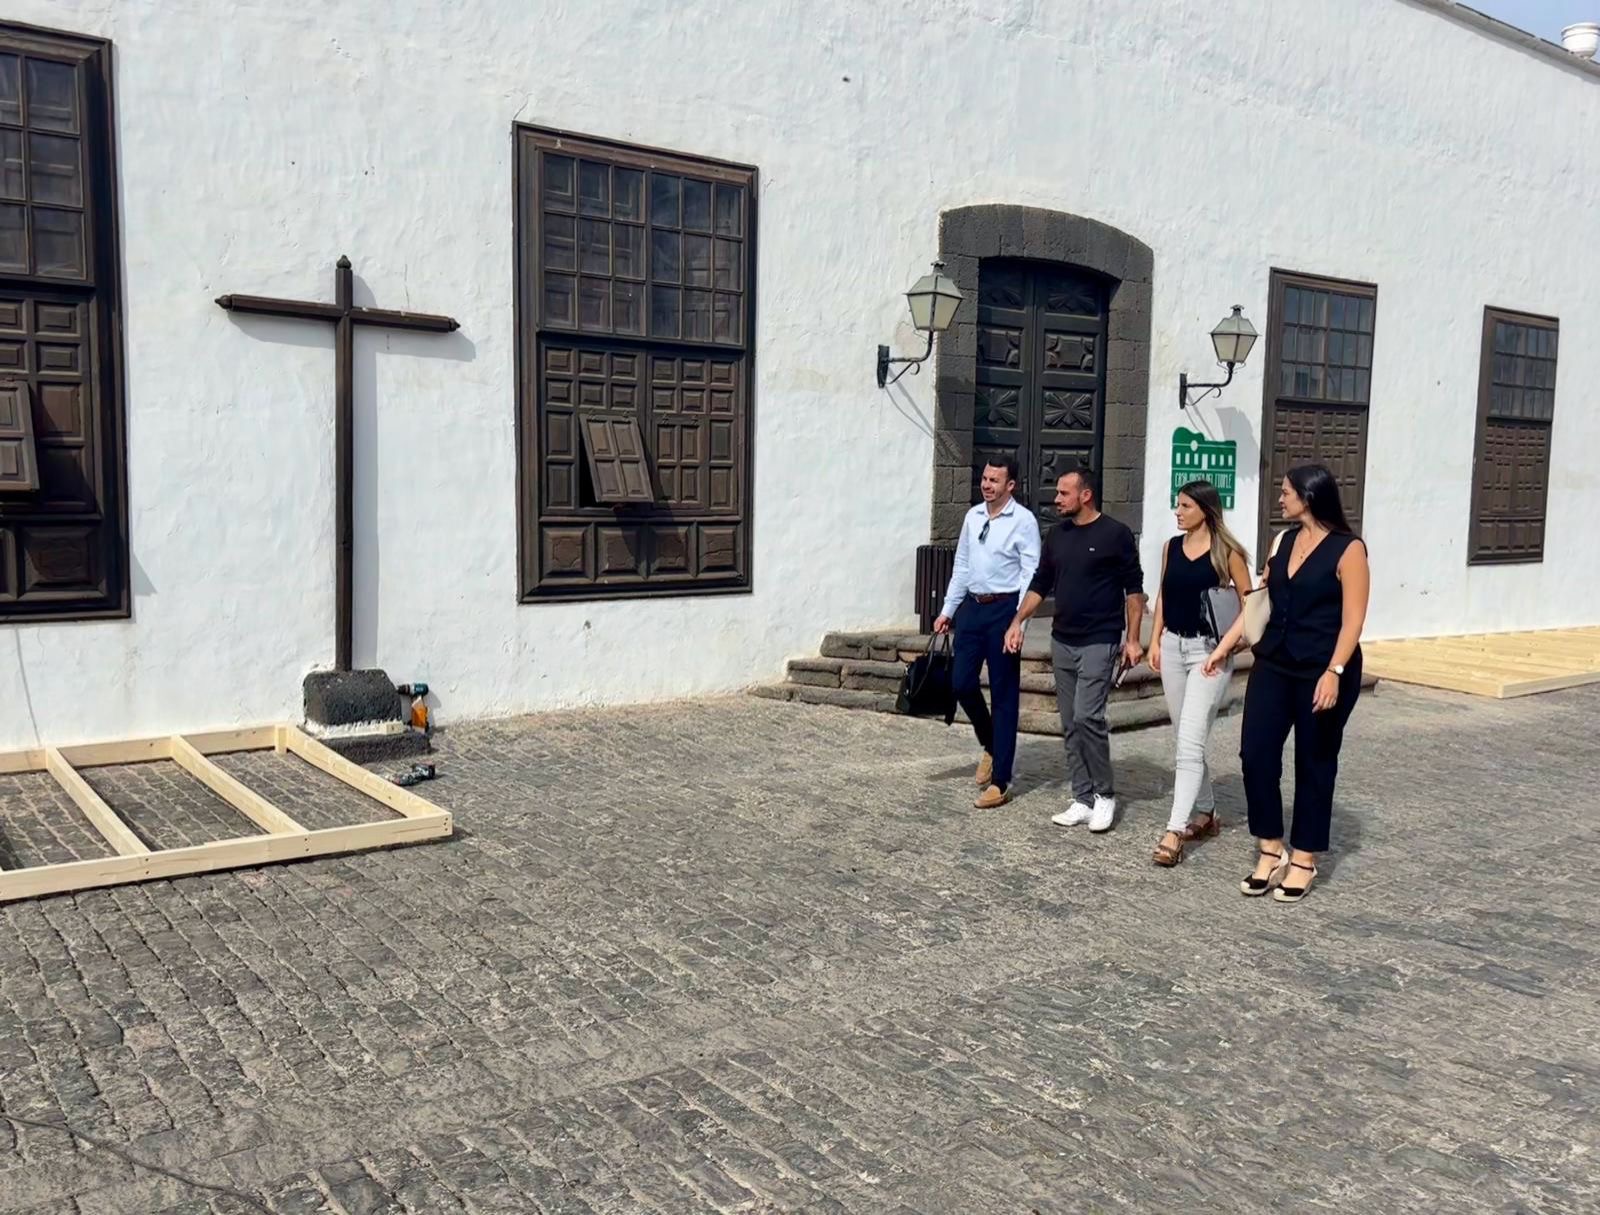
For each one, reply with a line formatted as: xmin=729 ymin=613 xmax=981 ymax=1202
xmin=2 ymin=0 xmax=1598 ymax=749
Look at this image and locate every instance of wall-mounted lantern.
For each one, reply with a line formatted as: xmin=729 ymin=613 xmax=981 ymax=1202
xmin=877 ymin=261 xmax=964 ymax=388
xmin=1179 ymin=305 xmax=1258 ymax=409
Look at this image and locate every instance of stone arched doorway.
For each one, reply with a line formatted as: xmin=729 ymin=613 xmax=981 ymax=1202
xmin=929 ymin=205 xmax=1153 ymax=544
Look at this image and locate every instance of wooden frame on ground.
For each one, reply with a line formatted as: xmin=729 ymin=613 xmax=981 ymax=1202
xmin=1362 ymin=627 xmax=1600 ymax=698
xmin=0 ymin=725 xmax=452 ymax=903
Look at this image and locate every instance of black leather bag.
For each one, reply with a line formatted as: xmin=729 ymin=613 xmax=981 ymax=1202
xmin=896 ymin=632 xmax=958 ymax=724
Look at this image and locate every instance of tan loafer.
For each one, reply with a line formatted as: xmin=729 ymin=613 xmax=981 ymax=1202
xmin=974 ymin=783 xmax=1010 ymax=809
xmin=974 ymin=752 xmax=994 ymax=786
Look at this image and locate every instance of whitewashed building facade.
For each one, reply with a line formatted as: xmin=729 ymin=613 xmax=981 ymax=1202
xmin=0 ymin=0 xmax=1597 ymax=749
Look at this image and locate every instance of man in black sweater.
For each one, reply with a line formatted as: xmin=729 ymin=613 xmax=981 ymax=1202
xmin=1004 ymin=469 xmax=1144 ymax=833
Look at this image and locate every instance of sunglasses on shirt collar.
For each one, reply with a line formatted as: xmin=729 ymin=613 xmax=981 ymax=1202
xmin=979 ymin=519 xmax=991 ymax=544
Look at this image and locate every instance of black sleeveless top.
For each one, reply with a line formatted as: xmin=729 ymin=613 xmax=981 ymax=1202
xmin=1161 ymin=536 xmax=1221 ymax=637
xmin=1257 ymin=526 xmax=1363 ymax=675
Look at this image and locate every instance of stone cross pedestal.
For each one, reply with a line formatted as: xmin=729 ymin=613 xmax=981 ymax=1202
xmin=302 ymin=669 xmax=430 ymax=763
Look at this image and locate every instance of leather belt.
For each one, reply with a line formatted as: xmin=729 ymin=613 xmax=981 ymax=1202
xmin=971 ymin=592 xmax=1014 ymax=604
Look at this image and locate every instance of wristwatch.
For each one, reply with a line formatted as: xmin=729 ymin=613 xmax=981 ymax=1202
xmin=1327 ymin=663 xmax=1345 ymax=676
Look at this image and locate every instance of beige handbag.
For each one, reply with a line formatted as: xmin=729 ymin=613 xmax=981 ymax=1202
xmin=1240 ymin=530 xmax=1288 ymax=646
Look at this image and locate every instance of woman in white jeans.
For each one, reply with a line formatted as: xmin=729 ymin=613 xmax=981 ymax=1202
xmin=1147 ymin=480 xmax=1251 ymax=866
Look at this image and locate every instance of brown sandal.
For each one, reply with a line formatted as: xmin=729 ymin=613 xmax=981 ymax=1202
xmin=1151 ymin=831 xmax=1185 ymax=867
xmin=1181 ymin=811 xmax=1220 ymax=841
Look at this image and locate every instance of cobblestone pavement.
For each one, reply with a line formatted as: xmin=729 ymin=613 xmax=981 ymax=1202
xmin=1 ymin=682 xmax=1598 ymax=1214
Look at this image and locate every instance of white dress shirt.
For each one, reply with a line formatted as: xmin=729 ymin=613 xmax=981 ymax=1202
xmin=940 ymin=497 xmax=1043 ymax=618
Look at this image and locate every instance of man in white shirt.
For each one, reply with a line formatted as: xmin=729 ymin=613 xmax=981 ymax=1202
xmin=933 ymin=456 xmax=1043 ymax=809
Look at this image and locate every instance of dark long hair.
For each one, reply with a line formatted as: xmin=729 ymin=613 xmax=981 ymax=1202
xmin=1286 ymin=464 xmax=1353 ymax=534
xmin=1176 ymin=479 xmax=1249 ymax=585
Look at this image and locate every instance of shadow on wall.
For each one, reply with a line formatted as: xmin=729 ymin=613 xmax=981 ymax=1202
xmin=220 ymin=284 xmax=477 ymax=671
xmin=352 ymin=324 xmax=477 ymax=668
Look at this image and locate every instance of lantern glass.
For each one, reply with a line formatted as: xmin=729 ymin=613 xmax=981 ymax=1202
xmin=1209 ymin=305 xmax=1258 ymax=366
xmin=905 ymin=263 xmax=964 ymax=333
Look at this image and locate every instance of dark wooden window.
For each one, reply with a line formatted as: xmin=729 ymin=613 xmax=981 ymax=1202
xmin=1259 ymin=270 xmax=1376 ymax=552
xmin=1468 ymin=308 xmax=1557 ymax=564
xmin=516 ymin=127 xmax=755 ymax=599
xmin=0 ymin=21 xmax=126 ymax=620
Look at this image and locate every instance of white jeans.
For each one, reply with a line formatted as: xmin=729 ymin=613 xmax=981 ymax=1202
xmin=1158 ymin=632 xmax=1234 ymax=833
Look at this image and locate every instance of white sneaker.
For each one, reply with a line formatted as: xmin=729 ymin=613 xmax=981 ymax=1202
xmin=1051 ymin=800 xmax=1092 ymax=827
xmin=1089 ymin=796 xmax=1117 ymax=833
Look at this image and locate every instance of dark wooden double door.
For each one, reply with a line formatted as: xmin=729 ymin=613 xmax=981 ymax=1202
xmin=972 ymin=260 xmax=1108 ymax=521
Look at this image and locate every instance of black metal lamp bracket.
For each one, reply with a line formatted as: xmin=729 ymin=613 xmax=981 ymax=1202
xmin=1178 ymin=361 xmax=1237 ymax=410
xmin=877 ymin=331 xmax=935 ymax=389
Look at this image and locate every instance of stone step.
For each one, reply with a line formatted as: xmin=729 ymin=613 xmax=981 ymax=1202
xmin=819 ymin=631 xmax=927 ymax=662
xmin=750 ymin=679 xmax=1245 ymax=734
xmin=788 ymin=652 xmax=1183 ymax=704
xmin=801 ymin=636 xmax=1260 ymax=698
xmin=760 ymin=631 xmax=1376 ymax=735
xmin=750 ymin=682 xmax=899 ymax=714
xmin=823 ymin=629 xmax=1060 ymax=666
xmin=787 ymin=656 xmax=910 ymax=695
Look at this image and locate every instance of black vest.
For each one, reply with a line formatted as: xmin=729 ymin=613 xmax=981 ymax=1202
xmin=1257 ymin=526 xmax=1362 ymax=675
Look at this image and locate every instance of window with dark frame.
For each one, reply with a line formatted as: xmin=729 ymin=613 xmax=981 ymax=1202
xmin=0 ymin=21 xmax=127 ymax=621
xmin=1468 ymin=308 xmax=1557 ymax=565
xmin=516 ymin=127 xmax=755 ymax=599
xmin=1259 ymin=270 xmax=1376 ymax=554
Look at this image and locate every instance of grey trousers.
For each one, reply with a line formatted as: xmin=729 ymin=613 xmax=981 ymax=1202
xmin=1051 ymin=639 xmax=1118 ymax=800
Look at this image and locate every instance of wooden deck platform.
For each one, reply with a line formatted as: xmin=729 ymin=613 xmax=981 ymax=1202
xmin=1362 ymin=627 xmax=1600 ymax=698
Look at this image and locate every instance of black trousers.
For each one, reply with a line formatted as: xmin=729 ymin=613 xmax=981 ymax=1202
xmin=1239 ymin=650 xmax=1362 ymax=853
xmin=951 ymin=595 xmax=1022 ymax=788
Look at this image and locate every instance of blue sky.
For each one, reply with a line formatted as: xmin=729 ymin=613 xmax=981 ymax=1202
xmin=1465 ymin=0 xmax=1594 ymax=43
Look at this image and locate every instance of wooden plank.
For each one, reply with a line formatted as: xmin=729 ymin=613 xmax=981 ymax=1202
xmin=1364 ymin=655 xmax=1600 ymax=698
xmin=55 ymin=736 xmax=173 ymax=767
xmin=1384 ymin=649 xmax=1582 ymax=676
xmin=0 ymin=814 xmax=452 ymax=903
xmin=42 ymin=749 xmax=149 ymax=857
xmin=177 ymin=726 xmax=281 ymax=755
xmin=1363 ymin=647 xmax=1523 ymax=671
xmin=0 ymin=749 xmax=46 ymax=776
xmin=1406 ymin=636 xmax=1600 ymax=660
xmin=1364 ymin=655 xmax=1518 ymax=682
xmin=1496 ymin=671 xmax=1600 ymax=697
xmin=169 ymin=736 xmax=306 ymax=836
xmin=1369 ymin=671 xmax=1509 ymax=697
xmin=1365 ymin=630 xmax=1600 ymax=649
xmin=1361 ymin=655 xmax=1514 ymax=690
xmin=29 ymin=726 xmax=278 ymax=772
xmin=1366 ymin=648 xmax=1584 ymax=677
xmin=278 ymin=727 xmax=445 ymax=822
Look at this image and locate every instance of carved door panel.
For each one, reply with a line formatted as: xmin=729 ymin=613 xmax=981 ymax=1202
xmin=972 ymin=261 xmax=1107 ymax=522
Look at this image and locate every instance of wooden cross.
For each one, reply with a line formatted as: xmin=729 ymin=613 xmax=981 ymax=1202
xmin=216 ymin=256 xmax=459 ymax=672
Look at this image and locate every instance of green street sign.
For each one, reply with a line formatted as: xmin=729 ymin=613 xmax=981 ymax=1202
xmin=1171 ymin=427 xmax=1237 ymax=508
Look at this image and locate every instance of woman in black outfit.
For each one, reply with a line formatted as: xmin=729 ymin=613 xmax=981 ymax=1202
xmin=1203 ymin=464 xmax=1369 ymax=903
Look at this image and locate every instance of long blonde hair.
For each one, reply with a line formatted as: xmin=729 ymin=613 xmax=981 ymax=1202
xmin=1176 ymin=480 xmax=1249 ymax=586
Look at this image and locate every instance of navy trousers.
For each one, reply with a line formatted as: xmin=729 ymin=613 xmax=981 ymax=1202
xmin=951 ymin=594 xmax=1022 ymax=789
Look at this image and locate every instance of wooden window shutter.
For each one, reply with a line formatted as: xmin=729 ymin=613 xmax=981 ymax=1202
xmin=578 ymin=412 xmax=655 ymax=503
xmin=0 ymin=380 xmax=39 ymax=492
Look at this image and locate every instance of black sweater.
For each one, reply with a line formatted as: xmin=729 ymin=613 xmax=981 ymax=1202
xmin=1029 ymin=514 xmax=1144 ymax=646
